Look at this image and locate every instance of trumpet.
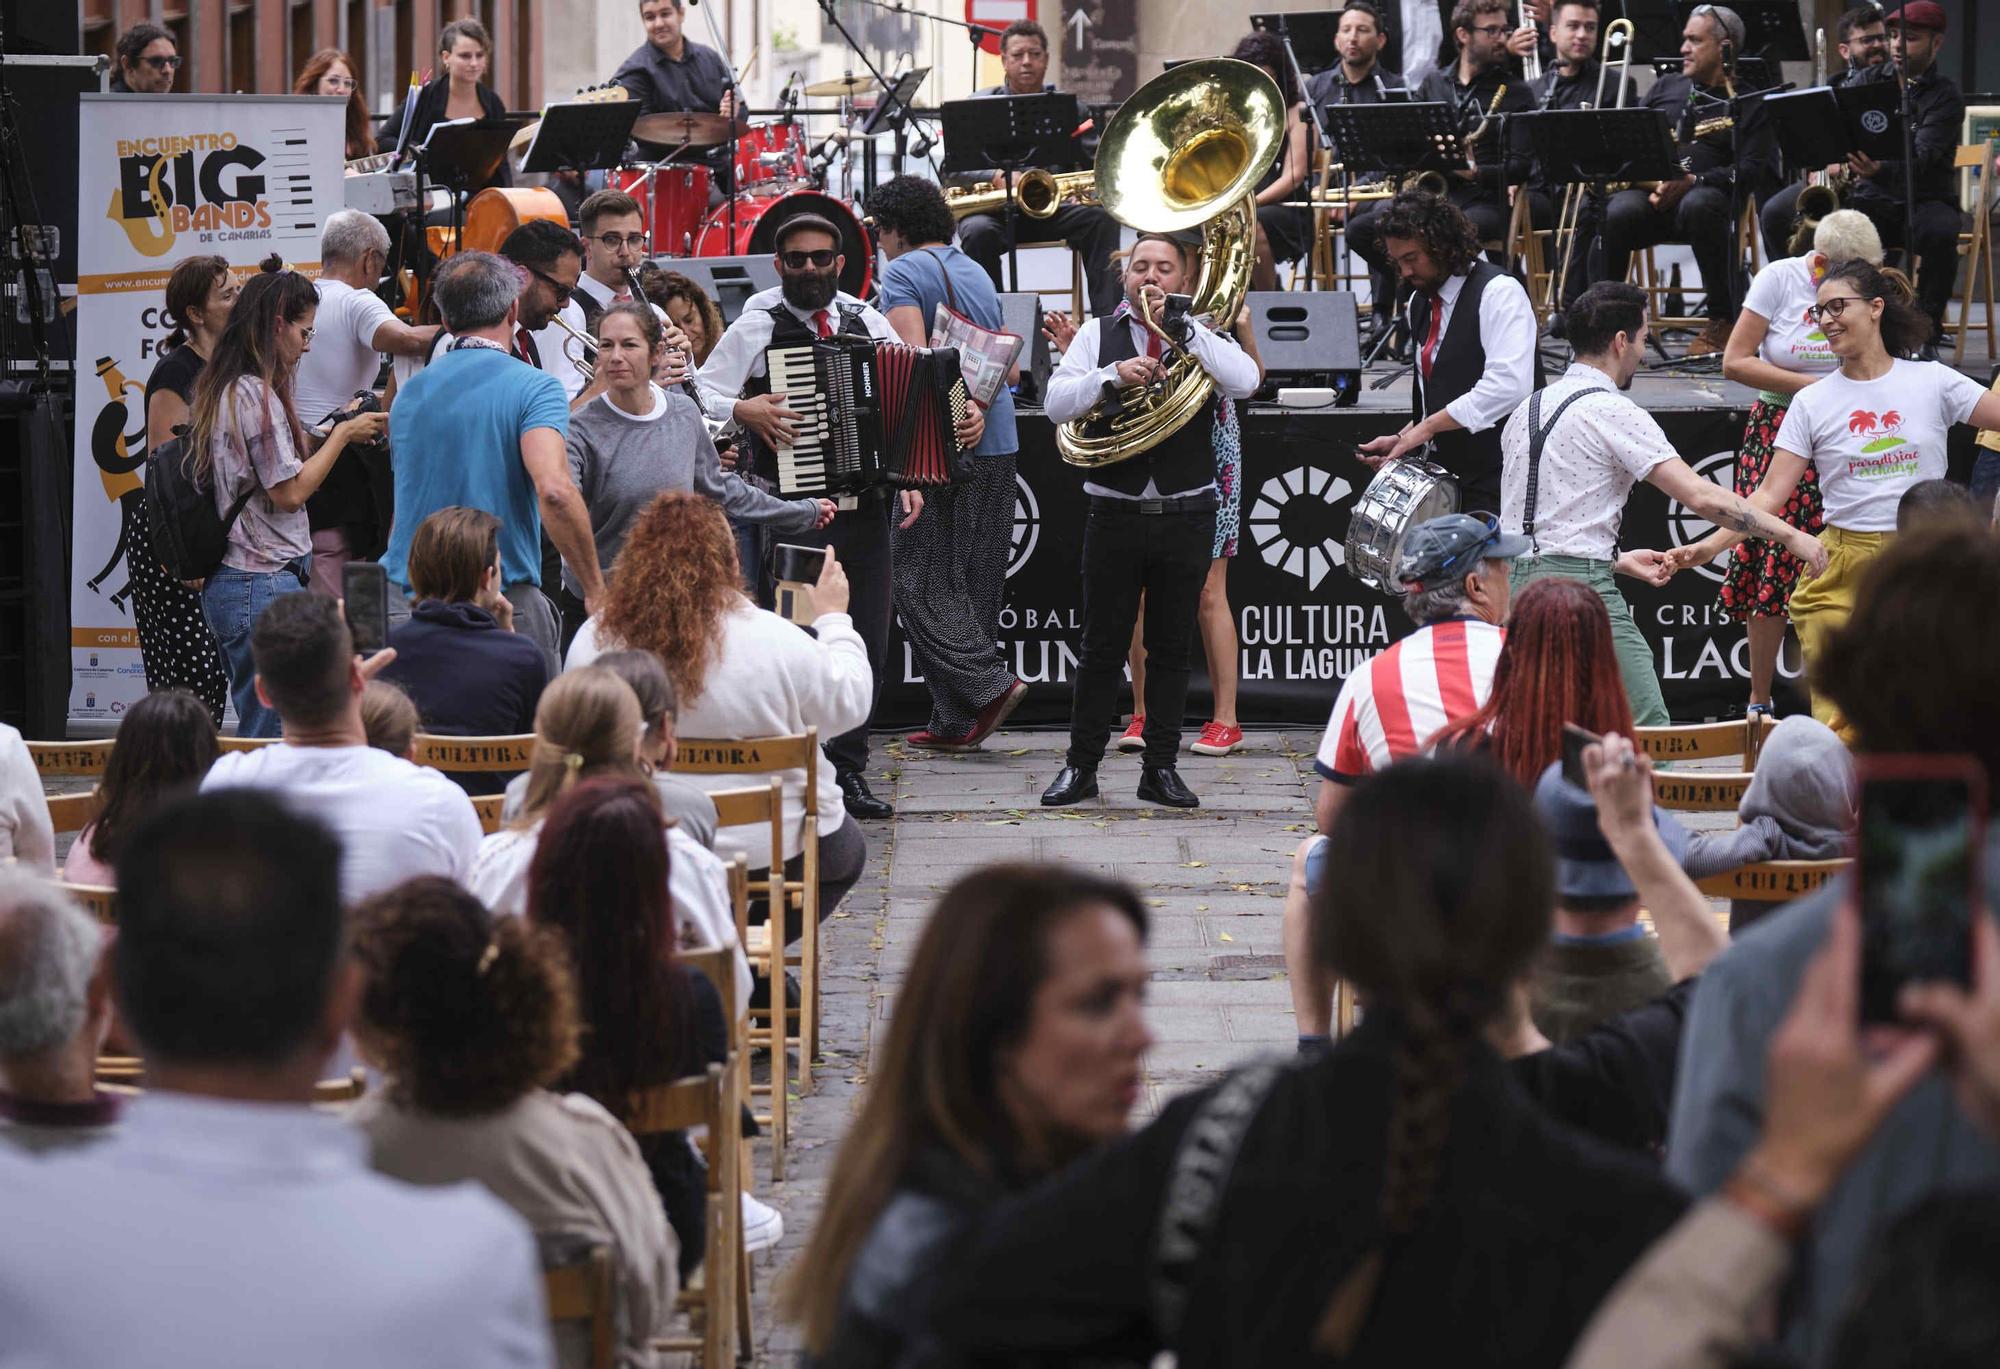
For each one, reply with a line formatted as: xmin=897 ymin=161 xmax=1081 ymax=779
xmin=944 ymin=169 xmax=1098 ymax=221
xmin=549 ymin=311 xmax=597 ymax=382
xmin=1308 ymin=170 xmax=1448 ymax=208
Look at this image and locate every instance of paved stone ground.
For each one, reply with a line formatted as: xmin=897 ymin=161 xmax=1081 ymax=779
xmin=746 ymin=726 xmax=1324 ymax=1362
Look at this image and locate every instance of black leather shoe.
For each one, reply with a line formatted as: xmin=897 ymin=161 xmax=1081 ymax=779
xmin=1040 ymin=764 xmax=1099 ymax=806
xmin=838 ymin=770 xmax=894 ymax=819
xmin=1137 ymin=765 xmax=1200 ymax=809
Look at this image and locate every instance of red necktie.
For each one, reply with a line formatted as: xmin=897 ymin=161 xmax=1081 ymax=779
xmin=1145 ymin=328 xmax=1164 ymax=361
xmin=813 ymin=308 xmax=833 ymax=339
xmin=1418 ymin=290 xmax=1444 ymax=380
xmin=514 ymin=326 xmax=533 ymax=363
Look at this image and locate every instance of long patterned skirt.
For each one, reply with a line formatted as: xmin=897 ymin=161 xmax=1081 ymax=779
xmin=1718 ymin=398 xmax=1823 ymax=622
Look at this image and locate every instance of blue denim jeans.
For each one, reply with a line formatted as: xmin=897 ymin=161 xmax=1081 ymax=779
xmin=201 ymin=562 xmax=308 ymax=737
xmin=1972 ymin=452 xmax=2000 ymax=513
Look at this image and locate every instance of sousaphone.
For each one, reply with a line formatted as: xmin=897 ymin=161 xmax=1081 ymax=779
xmin=1055 ymin=58 xmax=1284 ymax=468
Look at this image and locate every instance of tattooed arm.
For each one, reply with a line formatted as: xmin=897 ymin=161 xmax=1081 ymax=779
xmin=1650 ymin=450 xmax=1828 ymax=577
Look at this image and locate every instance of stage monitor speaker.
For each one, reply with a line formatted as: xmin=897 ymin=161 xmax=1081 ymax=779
xmin=650 ymin=254 xmax=780 ymax=325
xmin=0 ymin=2 xmax=80 ymax=55
xmin=1245 ymin=291 xmax=1361 ymax=406
xmin=997 ymin=292 xmax=1052 ymax=405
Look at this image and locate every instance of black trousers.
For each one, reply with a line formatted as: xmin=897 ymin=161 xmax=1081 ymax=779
xmin=1599 ymin=184 xmax=1740 ymax=321
xmin=787 ymin=493 xmax=893 ymax=777
xmin=1067 ymin=500 xmax=1216 ymax=771
xmin=1761 ymin=183 xmax=1963 ymax=326
xmin=960 ymin=202 xmax=1124 ymax=317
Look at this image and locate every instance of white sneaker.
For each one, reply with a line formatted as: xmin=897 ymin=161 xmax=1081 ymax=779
xmin=742 ymin=1192 xmax=784 ymax=1253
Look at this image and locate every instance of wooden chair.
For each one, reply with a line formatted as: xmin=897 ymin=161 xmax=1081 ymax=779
xmin=312 ymin=1068 xmax=369 ymax=1105
xmin=1948 ymin=142 xmax=1996 ymax=365
xmin=543 ymin=1246 xmax=616 ymax=1369
xmin=93 ymin=1059 xmax=369 ymax=1105
xmin=674 ymin=731 xmax=824 ymax=1092
xmin=25 ymin=740 xmax=114 ymax=778
xmin=706 ymin=782 xmax=790 ymax=1178
xmin=471 ymin=793 xmax=506 ymax=835
xmin=45 ymin=790 xmax=103 ymax=837
xmin=216 ymin=736 xmax=276 ymax=753
xmin=59 ymin=882 xmax=117 ymax=924
xmin=1628 ymin=201 xmax=1760 ymax=339
xmin=682 ymin=933 xmax=759 ymax=1354
xmin=638 ymin=1065 xmax=741 ymax=1368
xmin=1651 ymin=770 xmax=1754 ymax=812
xmin=411 ymin=733 xmax=536 ymax=776
xmin=1634 ymin=714 xmax=1778 ymax=768
xmin=1694 ymin=857 xmax=1850 ymax=902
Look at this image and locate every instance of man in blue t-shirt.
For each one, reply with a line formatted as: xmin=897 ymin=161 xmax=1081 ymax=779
xmin=383 ymin=251 xmax=604 ymax=665
xmin=867 ymin=176 xmax=1023 ymax=750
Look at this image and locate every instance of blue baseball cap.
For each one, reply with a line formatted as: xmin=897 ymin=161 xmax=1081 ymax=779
xmin=1396 ymin=513 xmax=1533 ymax=591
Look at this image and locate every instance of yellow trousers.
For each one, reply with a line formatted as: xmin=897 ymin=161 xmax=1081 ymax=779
xmin=1786 ymin=524 xmax=1891 ymax=739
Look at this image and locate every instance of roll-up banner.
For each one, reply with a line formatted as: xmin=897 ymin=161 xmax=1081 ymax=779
xmin=69 ymin=94 xmax=344 ymax=730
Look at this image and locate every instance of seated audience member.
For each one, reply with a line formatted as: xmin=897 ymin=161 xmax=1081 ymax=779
xmin=571 ymin=493 xmax=870 ymax=933
xmin=1430 ymin=576 xmax=1636 ymax=785
xmin=380 ymin=506 xmax=550 ymax=750
xmin=1529 ymin=760 xmax=1710 ymax=1043
xmin=1573 ymin=897 xmax=1949 ymax=1368
xmin=349 ymin=877 xmax=678 ymax=1368
xmin=524 ymin=777 xmax=781 ymax=1265
xmin=0 ymin=793 xmax=552 ymax=1366
xmin=1681 ymin=715 xmax=1855 ymax=930
xmin=926 ymin=758 xmax=1686 ymax=1364
xmin=201 ymin=593 xmax=482 ymax=901
xmin=540 ymin=647 xmax=719 ymax=850
xmin=0 ymin=875 xmax=119 ymax=1154
xmin=1668 ymin=520 xmax=2000 ymax=1362
xmin=61 ymin=688 xmax=218 ymax=887
xmin=0 ymin=721 xmax=54 ymax=878
xmin=1286 ymin=512 xmax=1527 ymax=1046
xmin=786 ymin=866 xmax=1153 ymax=1365
xmin=359 ymin=679 xmax=420 ymax=761
xmin=1896 ymin=475 xmax=1982 ymax=530
xmin=474 ymin=665 xmax=746 ymax=1001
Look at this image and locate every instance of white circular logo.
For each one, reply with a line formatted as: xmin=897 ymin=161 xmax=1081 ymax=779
xmin=1006 ymin=472 xmax=1041 ymax=579
xmin=1664 ymin=450 xmax=1738 ymax=582
xmin=1247 ymin=465 xmax=1353 ymax=591
xmin=1860 ymin=109 xmax=1889 ymax=135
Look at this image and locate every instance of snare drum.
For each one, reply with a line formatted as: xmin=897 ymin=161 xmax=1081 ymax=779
xmin=734 ymin=121 xmax=811 ymax=195
xmin=1345 ymin=458 xmax=1459 ymax=592
xmin=609 ymin=164 xmax=713 ymax=257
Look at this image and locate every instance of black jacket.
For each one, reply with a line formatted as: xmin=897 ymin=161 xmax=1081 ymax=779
xmin=930 ymin=1014 xmax=1688 ymax=1367
xmin=1848 ymin=62 xmax=1965 ymax=209
xmin=395 ymin=79 xmax=510 ymax=189
xmin=1416 ymin=65 xmax=1538 ymax=200
xmin=1645 ymin=71 xmax=1777 ymax=200
xmin=379 ymin=600 xmax=548 ymax=744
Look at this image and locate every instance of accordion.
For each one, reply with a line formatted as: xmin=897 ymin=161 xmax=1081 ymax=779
xmin=766 ymin=337 xmax=972 ymax=499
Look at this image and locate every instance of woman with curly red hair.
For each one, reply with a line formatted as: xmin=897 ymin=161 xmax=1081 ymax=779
xmin=1429 ymin=577 xmax=1634 ymax=786
xmin=568 ymin=491 xmax=871 ymax=935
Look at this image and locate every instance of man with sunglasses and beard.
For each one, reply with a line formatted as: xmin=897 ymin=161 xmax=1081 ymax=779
xmin=693 ymin=215 xmax=921 ymax=820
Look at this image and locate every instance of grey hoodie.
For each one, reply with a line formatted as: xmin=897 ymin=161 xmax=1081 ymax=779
xmin=1681 ymin=715 xmax=1856 ymax=879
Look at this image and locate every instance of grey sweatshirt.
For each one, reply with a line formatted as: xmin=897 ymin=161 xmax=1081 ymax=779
xmin=563 ymin=385 xmax=820 ymax=596
xmin=1681 ymin=715 xmax=1856 ymax=878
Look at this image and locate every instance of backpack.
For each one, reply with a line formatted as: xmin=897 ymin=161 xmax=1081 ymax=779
xmin=143 ymin=424 xmax=253 ymax=582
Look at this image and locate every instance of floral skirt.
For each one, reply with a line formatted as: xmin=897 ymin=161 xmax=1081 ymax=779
xmin=1213 ymin=400 xmax=1242 ymax=560
xmin=1718 ymin=398 xmax=1823 ymax=623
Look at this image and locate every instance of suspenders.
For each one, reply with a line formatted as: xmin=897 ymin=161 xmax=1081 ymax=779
xmin=1521 ymin=386 xmax=1596 ymax=554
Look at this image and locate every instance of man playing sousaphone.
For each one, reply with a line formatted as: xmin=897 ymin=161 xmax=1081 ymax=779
xmin=1357 ymin=192 xmax=1537 ymax=514
xmin=1039 ymin=233 xmax=1262 ymax=811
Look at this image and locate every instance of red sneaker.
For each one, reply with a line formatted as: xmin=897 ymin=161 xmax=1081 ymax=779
xmin=905 ymin=728 xmax=981 ymax=752
xmin=1116 ymin=715 xmax=1147 ymax=752
xmin=961 ymin=678 xmax=1029 ymax=747
xmin=1190 ymin=722 xmax=1244 ymax=756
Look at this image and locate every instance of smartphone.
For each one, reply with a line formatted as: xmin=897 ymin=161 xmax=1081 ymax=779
xmin=342 ymin=561 xmax=390 ymax=655
xmin=1561 ymin=722 xmax=1602 ymax=790
xmin=1856 ymin=756 xmax=1987 ymax=1024
xmin=770 ymin=543 xmax=828 ymax=585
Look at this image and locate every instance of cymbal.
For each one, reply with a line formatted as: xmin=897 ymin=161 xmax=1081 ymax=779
xmin=630 ymin=110 xmax=735 ymax=147
xmin=803 ymin=74 xmax=874 ymax=98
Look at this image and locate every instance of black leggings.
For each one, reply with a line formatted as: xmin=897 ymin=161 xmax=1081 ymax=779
xmin=746 ymin=813 xmax=868 ymax=944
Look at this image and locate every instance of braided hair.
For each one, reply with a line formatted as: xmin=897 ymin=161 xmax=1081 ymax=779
xmin=1309 ymin=756 xmax=1555 ymax=1354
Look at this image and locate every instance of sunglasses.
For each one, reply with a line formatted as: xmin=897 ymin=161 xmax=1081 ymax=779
xmin=594 ymin=232 xmax=648 ymax=251
xmin=143 ymin=54 xmax=183 ymax=70
xmin=1805 ymin=295 xmax=1868 ymax=324
xmin=780 ymin=249 xmax=838 ymax=269
xmin=525 ymin=265 xmax=576 ymax=305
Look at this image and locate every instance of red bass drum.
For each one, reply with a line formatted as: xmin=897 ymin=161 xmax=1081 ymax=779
xmin=694 ymin=191 xmax=874 ymax=299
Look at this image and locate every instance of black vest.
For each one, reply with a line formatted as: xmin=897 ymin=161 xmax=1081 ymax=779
xmin=1083 ymin=317 xmax=1222 ymax=498
xmin=741 ymin=301 xmax=873 ymax=482
xmin=1410 ymin=263 xmax=1542 ymax=490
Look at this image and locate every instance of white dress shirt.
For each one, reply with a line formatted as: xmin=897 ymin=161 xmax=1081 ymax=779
xmin=535 ymin=298 xmax=592 ymax=401
xmin=0 ymin=1092 xmax=553 ymax=1369
xmin=1411 ymin=269 xmax=1537 ymax=435
xmin=1498 ymin=361 xmax=1676 ymax=560
xmin=1044 ymin=313 xmax=1263 ymax=499
xmin=693 ymin=286 xmax=895 ymax=424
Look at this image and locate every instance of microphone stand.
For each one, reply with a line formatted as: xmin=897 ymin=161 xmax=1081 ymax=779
xmin=690 ymin=0 xmax=745 ymax=252
xmin=845 ymin=0 xmax=1002 ymax=100
xmin=1892 ymin=47 xmax=1918 ymax=335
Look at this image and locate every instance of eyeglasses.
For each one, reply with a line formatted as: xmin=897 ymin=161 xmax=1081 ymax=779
xmin=1804 ymin=295 xmax=1867 ymax=323
xmin=295 ymin=324 xmax=316 ymax=343
xmin=594 ymin=232 xmax=648 ymax=252
xmin=525 ymin=265 xmax=575 ymax=304
xmin=143 ymin=54 xmax=183 ymax=71
xmin=322 ymin=76 xmax=359 ymax=92
xmin=780 ymin=249 xmax=837 ymax=269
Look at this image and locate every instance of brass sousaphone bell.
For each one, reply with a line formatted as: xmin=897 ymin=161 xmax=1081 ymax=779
xmin=1056 ymin=58 xmax=1285 ymax=468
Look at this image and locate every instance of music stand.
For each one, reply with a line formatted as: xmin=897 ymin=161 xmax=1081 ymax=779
xmin=1323 ymin=102 xmax=1471 ymax=180
xmin=939 ymin=93 xmax=1088 ymax=293
xmin=412 ymin=117 xmax=532 ymax=300
xmin=861 ymin=67 xmax=929 ymax=137
xmin=1249 ymin=12 xmax=1341 ymax=74
xmin=520 ymin=100 xmax=642 ymax=175
xmin=1522 ymin=107 xmax=1682 ymax=185
xmin=1765 ymin=84 xmax=1902 ymax=173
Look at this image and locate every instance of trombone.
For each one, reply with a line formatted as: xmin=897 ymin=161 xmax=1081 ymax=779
xmin=1545 ymin=17 xmax=1633 ymax=316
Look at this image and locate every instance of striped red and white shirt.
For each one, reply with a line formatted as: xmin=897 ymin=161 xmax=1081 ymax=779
xmin=1315 ymin=618 xmax=1505 ymax=783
